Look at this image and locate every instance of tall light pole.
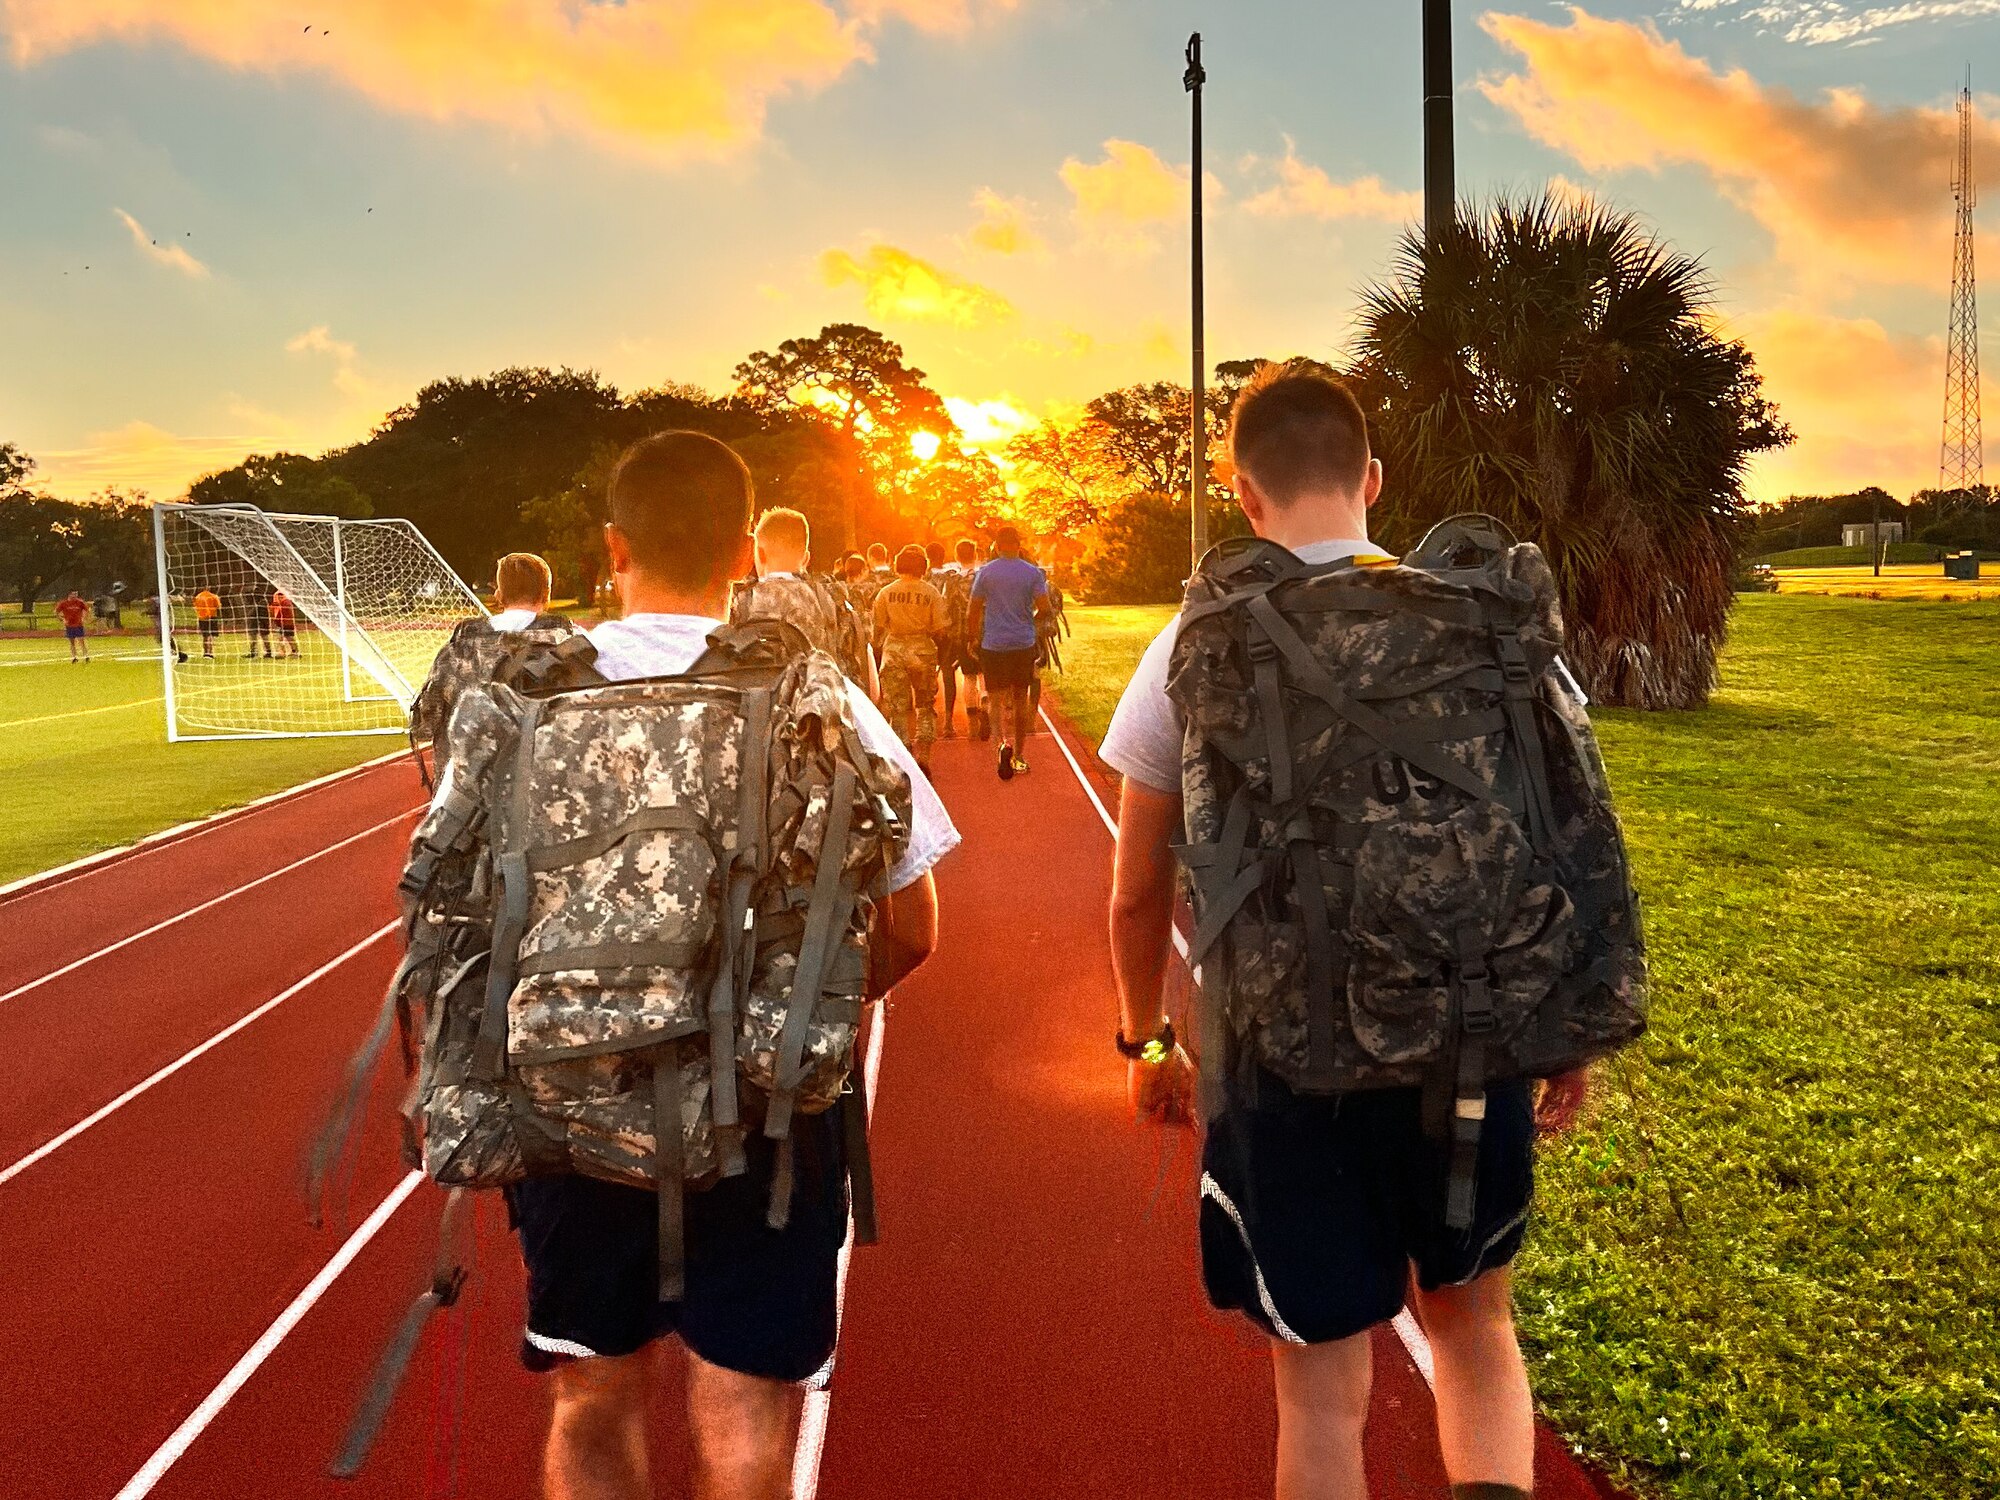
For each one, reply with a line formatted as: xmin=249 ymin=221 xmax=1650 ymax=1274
xmin=1186 ymin=32 xmax=1208 ymax=571
xmin=1423 ymin=0 xmax=1455 ymax=240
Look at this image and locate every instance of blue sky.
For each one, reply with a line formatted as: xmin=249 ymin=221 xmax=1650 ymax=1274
xmin=1 ymin=0 xmax=1994 ymax=502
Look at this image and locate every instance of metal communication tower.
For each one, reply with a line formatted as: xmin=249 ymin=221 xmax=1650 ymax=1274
xmin=1941 ymin=73 xmax=1984 ymax=504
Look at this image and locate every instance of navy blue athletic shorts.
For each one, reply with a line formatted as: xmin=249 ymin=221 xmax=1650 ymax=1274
xmin=1199 ymin=1074 xmax=1535 ymax=1345
xmin=506 ymin=1109 xmax=849 ymax=1384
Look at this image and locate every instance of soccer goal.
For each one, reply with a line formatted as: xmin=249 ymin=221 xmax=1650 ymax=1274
xmin=152 ymin=502 xmax=487 ymax=741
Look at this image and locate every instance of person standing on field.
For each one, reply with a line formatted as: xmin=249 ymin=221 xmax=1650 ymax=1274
xmin=269 ymin=590 xmax=300 ymax=658
xmin=54 ymin=590 xmax=90 ymax=662
xmin=730 ymin=510 xmax=874 ymax=693
xmin=873 ymin=545 xmax=950 ymax=775
xmin=966 ymin=526 xmax=1051 ymax=781
xmin=1100 ymin=363 xmax=1614 ymax=1500
xmin=192 ymin=586 xmax=222 ymax=659
xmin=245 ymin=586 xmax=273 ymax=659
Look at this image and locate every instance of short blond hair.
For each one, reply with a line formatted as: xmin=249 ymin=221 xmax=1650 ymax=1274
xmin=495 ymin=552 xmax=553 ymax=608
xmin=753 ymin=507 xmax=811 ymax=573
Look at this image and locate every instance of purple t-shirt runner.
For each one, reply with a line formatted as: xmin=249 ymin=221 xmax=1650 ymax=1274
xmin=971 ymin=556 xmax=1047 ymax=651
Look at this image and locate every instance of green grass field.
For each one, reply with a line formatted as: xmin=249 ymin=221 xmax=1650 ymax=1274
xmin=1051 ymin=596 xmax=2000 ymax=1499
xmin=0 ymin=637 xmax=396 ymax=884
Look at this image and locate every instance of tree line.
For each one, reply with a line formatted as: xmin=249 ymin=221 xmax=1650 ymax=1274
xmin=7 ymin=193 xmax=1838 ymax=707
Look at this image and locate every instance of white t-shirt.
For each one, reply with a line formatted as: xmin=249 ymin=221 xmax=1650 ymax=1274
xmin=587 ymin=614 xmax=959 ymax=892
xmin=488 ymin=607 xmax=539 ymax=633
xmin=1098 ymin=538 xmax=1381 ymax=796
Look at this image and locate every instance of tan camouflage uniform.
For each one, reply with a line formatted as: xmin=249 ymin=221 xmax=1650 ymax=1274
xmin=872 ymin=575 xmax=949 ymax=759
xmin=728 ymin=573 xmax=868 ymax=684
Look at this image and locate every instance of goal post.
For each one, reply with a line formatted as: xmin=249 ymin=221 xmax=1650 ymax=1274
xmin=152 ymin=502 xmax=487 ymax=742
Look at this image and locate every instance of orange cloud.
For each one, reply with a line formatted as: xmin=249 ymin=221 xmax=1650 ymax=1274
xmin=1 ymin=0 xmax=865 ymax=161
xmin=1734 ymin=307 xmax=1946 ymax=500
xmin=967 ymin=188 xmax=1045 ymax=256
xmin=114 ymin=207 xmax=210 ymax=278
xmin=33 ymin=421 xmax=278 ymax=500
xmin=819 ymin=244 xmax=1016 ymax=326
xmin=1061 ymin=140 xmax=1185 ymax=226
xmin=1242 ymin=140 xmax=1421 ymax=223
xmin=1478 ymin=9 xmax=2000 ymax=289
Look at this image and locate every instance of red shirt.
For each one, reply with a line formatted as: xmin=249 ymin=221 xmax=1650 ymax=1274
xmin=55 ymin=597 xmax=88 ymax=627
xmin=270 ymin=596 xmax=295 ymax=627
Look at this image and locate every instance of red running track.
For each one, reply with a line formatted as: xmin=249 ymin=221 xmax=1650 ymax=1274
xmin=0 ymin=725 xmax=1628 ymax=1499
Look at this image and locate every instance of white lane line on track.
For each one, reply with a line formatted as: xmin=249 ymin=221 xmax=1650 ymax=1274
xmin=0 ymin=750 xmax=408 ymax=904
xmin=791 ymin=1001 xmax=887 ymax=1500
xmin=0 ymin=696 xmax=165 ymax=730
xmin=110 ymin=1169 xmax=426 ymax=1500
xmin=0 ymin=653 xmax=156 ymax=667
xmin=0 ymin=924 xmax=396 ymax=1189
xmin=1036 ymin=702 xmax=1441 ymax=1393
xmin=0 ymin=807 xmax=418 ymax=1007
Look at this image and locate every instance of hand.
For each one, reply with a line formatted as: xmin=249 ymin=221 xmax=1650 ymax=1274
xmin=1535 ymin=1067 xmax=1591 ymax=1136
xmin=1128 ymin=1045 xmax=1196 ymax=1127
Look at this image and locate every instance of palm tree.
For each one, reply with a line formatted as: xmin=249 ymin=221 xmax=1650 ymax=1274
xmin=1352 ymin=193 xmax=1791 ymax=710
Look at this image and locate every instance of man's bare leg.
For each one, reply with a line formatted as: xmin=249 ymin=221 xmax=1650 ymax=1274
xmin=686 ymin=1348 xmax=803 ymax=1500
xmin=1412 ymin=1267 xmax=1534 ymax=1492
xmin=545 ymin=1350 xmax=655 ymax=1500
xmin=1271 ymin=1332 xmax=1372 ymax=1500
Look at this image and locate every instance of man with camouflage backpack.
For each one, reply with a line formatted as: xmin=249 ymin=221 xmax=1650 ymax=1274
xmin=729 ymin=506 xmax=876 ymax=696
xmin=1100 ymin=364 xmax=1645 ymax=1500
xmin=362 ymin=433 xmax=958 ymax=1500
xmin=407 ymin=551 xmax=577 ymax=778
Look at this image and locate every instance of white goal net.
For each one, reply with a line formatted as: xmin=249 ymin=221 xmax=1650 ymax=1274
xmin=152 ymin=502 xmax=487 ymax=741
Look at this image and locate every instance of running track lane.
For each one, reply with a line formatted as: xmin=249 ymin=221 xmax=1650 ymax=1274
xmin=0 ymin=754 xmax=425 ymax=996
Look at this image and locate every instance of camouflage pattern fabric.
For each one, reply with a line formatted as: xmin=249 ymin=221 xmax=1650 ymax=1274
xmin=878 ymin=634 xmax=940 ymax=753
xmin=931 ymin=568 xmax=974 ymax=670
xmin=729 ymin=575 xmax=870 ymax=686
xmin=407 ymin=613 xmax=578 ymax=753
xmin=846 ymin=569 xmax=889 ymax=646
xmin=374 ymin=623 xmax=912 ymax=1284
xmin=1168 ymin=528 xmax=1647 ymax=1115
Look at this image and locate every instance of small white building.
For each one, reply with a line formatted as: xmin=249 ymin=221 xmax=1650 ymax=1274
xmin=1842 ymin=522 xmax=1904 ymax=549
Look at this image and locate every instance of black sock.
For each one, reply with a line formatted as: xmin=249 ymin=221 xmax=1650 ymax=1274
xmin=1451 ymin=1485 xmax=1532 ymax=1500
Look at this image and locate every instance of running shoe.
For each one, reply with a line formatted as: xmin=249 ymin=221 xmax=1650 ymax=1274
xmin=997 ymin=742 xmax=1014 ymax=781
xmin=1010 ymin=753 xmax=1029 ymax=776
xmin=974 ymin=708 xmax=992 ymax=741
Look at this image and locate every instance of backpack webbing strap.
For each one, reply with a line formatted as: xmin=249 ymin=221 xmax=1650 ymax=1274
xmin=328 ymin=1187 xmax=470 ymax=1479
xmin=1177 ymin=787 xmax=1270 ymax=967
xmin=1444 ymin=925 xmax=1501 ymax=1232
xmin=1285 ymin=582 xmax=1488 ymax=629
xmin=844 ymin=1059 xmax=879 ymax=1246
xmin=709 ymin=688 xmax=774 ymax=1180
xmin=655 ymin=1041 xmax=686 ymax=1302
xmin=472 ymin=698 xmax=547 ymax=1084
xmin=524 ymin=805 xmax=716 ymax=872
xmin=1245 ymin=595 xmax=1504 ymax=814
xmin=1249 ymin=635 xmax=1293 ymax=805
xmin=1283 ymin=814 xmax=1341 ymax=1088
xmin=1490 ymin=622 xmax=1557 ymax=855
xmin=764 ymin=764 xmax=860 ymax=1144
xmin=513 ymin=940 xmax=706 ymax=977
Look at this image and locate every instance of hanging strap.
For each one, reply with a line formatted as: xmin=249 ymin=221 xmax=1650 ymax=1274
xmin=764 ymin=765 xmax=859 ymax=1144
xmin=843 ymin=1056 xmax=879 ymax=1247
xmin=307 ymin=948 xmax=425 ymax=1229
xmin=470 ymin=699 xmax=546 ymax=1083
xmin=329 ymin=1188 xmax=472 ymax=1479
xmin=709 ymin=688 xmax=773 ymax=1180
xmin=1443 ymin=926 xmax=1498 ymax=1233
xmin=1283 ymin=813 xmax=1341 ymax=1088
xmin=1490 ymin=621 xmax=1557 ymax=855
xmin=655 ymin=1041 xmax=687 ymax=1302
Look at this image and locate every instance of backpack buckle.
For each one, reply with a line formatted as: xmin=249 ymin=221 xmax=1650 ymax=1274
xmin=1245 ymin=634 xmax=1280 ymax=667
xmin=1491 ymin=626 xmax=1533 ymax=686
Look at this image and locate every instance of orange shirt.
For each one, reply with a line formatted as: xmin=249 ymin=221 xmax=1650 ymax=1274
xmin=193 ymin=590 xmax=220 ymax=621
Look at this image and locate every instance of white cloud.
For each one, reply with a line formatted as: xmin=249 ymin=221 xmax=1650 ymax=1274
xmin=114 ymin=208 xmax=209 ymax=278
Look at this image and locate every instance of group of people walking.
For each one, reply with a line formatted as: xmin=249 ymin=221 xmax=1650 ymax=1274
xmin=383 ymin=360 xmax=1641 ymax=1500
xmin=729 ymin=518 xmax=1062 ymax=782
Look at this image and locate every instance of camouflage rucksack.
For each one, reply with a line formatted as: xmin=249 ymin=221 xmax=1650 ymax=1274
xmin=1170 ymin=517 xmax=1646 ymax=1228
xmin=407 ymin=612 xmax=581 ymax=779
xmin=728 ymin=573 xmax=870 ymax=685
xmin=317 ymin=621 xmax=910 ymax=1473
xmin=846 ymin=568 xmax=889 ymax=644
